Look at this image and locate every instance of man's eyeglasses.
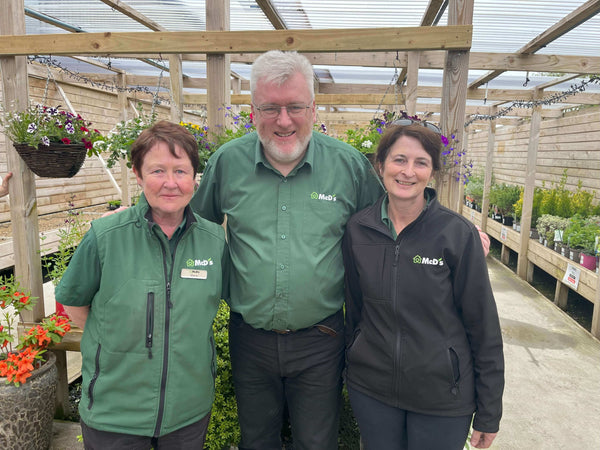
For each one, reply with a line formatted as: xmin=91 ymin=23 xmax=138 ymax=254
xmin=254 ymin=104 xmax=311 ymax=119
xmin=390 ymin=118 xmax=442 ymax=135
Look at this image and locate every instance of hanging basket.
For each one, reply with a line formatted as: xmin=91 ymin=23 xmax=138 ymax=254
xmin=13 ymin=143 xmax=87 ymax=178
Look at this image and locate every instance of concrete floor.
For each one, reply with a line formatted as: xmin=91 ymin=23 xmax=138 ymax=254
xmin=49 ymin=257 xmax=600 ymax=449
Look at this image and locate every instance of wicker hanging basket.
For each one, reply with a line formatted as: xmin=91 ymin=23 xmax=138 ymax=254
xmin=13 ymin=143 xmax=87 ymax=178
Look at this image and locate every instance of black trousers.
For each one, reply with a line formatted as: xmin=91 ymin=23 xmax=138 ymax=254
xmin=348 ymin=386 xmax=472 ymax=450
xmin=229 ymin=310 xmax=345 ymax=450
xmin=80 ymin=412 xmax=211 ymax=450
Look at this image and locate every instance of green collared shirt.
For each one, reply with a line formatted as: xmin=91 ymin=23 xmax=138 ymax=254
xmin=192 ymin=131 xmax=383 ymax=330
xmin=381 ymin=191 xmax=433 ymax=240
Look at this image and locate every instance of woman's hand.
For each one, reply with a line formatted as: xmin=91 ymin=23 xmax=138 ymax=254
xmin=470 ymin=429 xmax=498 ymax=448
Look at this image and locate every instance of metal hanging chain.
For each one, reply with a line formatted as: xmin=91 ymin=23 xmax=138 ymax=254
xmin=374 ymin=51 xmax=405 ymax=120
xmin=151 ymin=69 xmax=164 ymax=117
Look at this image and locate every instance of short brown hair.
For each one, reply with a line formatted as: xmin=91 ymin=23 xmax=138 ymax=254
xmin=131 ymin=120 xmax=199 ymax=177
xmin=375 ymin=123 xmax=442 ymax=173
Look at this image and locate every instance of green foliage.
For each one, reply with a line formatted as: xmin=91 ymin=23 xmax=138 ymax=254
xmin=571 ymin=180 xmax=596 ymax=216
xmin=464 ymin=171 xmax=485 ymax=204
xmin=539 ymin=170 xmax=569 ymax=217
xmin=204 ymin=301 xmax=241 ymax=450
xmin=340 ymin=111 xmax=394 ymax=156
xmin=563 ymin=215 xmax=600 ymax=254
xmin=536 ymin=214 xmax=570 ymax=247
xmin=489 ymin=183 xmax=521 ymax=217
xmin=94 ymin=103 xmax=158 ymax=169
xmin=41 ymin=196 xmax=90 ymax=286
xmin=513 ymin=187 xmax=544 ymax=226
xmin=181 ymin=107 xmax=256 ymax=174
xmin=207 ymin=108 xmax=256 ymax=151
xmin=338 ymin=387 xmax=361 ymax=449
xmin=1 ymin=104 xmax=104 ymax=156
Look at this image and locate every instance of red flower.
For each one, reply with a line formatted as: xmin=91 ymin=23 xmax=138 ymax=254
xmin=61 ymin=137 xmax=72 ymax=145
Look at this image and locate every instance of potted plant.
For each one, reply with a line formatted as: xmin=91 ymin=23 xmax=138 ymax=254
xmin=0 ymin=276 xmax=71 ymax=449
xmin=536 ymin=215 xmax=569 ymax=249
xmin=563 ymin=215 xmax=600 ymax=269
xmin=489 ymin=183 xmax=521 ymax=226
xmin=464 ymin=172 xmax=484 ymax=211
xmin=1 ymin=104 xmax=104 ymax=178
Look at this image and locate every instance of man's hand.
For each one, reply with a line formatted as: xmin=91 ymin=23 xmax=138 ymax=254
xmin=476 ymin=225 xmax=490 ymax=257
xmin=0 ymin=172 xmax=12 ymax=197
xmin=101 ymin=206 xmax=129 ymax=218
xmin=470 ymin=429 xmax=497 ymax=448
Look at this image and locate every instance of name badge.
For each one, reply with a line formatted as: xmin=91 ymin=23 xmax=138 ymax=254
xmin=180 ymin=268 xmax=207 ymax=280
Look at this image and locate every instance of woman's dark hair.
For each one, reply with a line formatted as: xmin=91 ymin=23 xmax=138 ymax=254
xmin=131 ymin=120 xmax=199 ymax=177
xmin=375 ymin=123 xmax=442 ymax=173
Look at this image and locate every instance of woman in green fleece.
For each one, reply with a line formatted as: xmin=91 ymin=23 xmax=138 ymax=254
xmin=56 ymin=121 xmax=228 ymax=449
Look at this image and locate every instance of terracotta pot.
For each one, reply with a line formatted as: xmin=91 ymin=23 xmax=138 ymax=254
xmin=0 ymin=351 xmax=57 ymax=450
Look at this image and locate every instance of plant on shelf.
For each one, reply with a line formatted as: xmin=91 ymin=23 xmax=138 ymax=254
xmin=489 ymin=183 xmax=521 ymax=225
xmin=464 ymin=171 xmax=484 ymax=210
xmin=563 ymin=215 xmax=600 ymax=256
xmin=513 ymin=187 xmax=544 ymax=230
xmin=536 ymin=214 xmax=570 ymax=248
xmin=0 ymin=276 xmax=71 ymax=386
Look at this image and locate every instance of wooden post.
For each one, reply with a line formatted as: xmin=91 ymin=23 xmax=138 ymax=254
xmin=0 ymin=0 xmax=44 ymax=321
xmin=438 ymin=0 xmax=473 ymax=210
xmin=480 ymin=106 xmax=496 ymax=234
xmin=592 ymin=273 xmax=600 ymax=339
xmin=206 ymin=0 xmax=231 ymax=134
xmin=517 ymin=88 xmax=543 ymax=279
xmin=405 ymin=51 xmax=419 ymax=116
xmin=169 ymin=54 xmax=184 ymax=123
xmin=117 ymin=73 xmax=131 ymax=207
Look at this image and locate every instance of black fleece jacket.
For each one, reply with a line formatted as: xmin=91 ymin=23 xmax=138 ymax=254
xmin=342 ymin=188 xmax=504 ymax=433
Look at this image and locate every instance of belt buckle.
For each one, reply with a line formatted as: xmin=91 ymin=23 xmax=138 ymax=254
xmin=272 ymin=329 xmax=293 ymax=334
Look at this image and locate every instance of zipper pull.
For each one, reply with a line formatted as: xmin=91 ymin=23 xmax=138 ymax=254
xmin=146 ymin=292 xmax=154 ymax=359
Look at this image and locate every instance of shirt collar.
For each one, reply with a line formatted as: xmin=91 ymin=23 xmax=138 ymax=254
xmin=380 ymin=189 xmax=433 ymax=239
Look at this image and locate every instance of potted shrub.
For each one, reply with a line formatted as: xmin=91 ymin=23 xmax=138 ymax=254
xmin=1 ymin=104 xmax=103 ymax=178
xmin=464 ymin=172 xmax=484 ymax=211
xmin=0 ymin=276 xmax=71 ymax=449
xmin=536 ymin=215 xmax=569 ymax=248
xmin=489 ymin=183 xmax=521 ymax=226
xmin=564 ymin=215 xmax=600 ymax=269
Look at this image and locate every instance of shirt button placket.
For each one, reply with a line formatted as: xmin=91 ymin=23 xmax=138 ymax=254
xmin=273 ymin=177 xmax=291 ymax=329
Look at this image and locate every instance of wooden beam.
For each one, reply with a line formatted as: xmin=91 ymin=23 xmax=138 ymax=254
xmin=99 ymin=0 xmax=164 ymax=31
xmin=255 ymin=0 xmax=287 ymax=29
xmin=470 ymin=0 xmax=600 ymax=88
xmin=397 ymin=0 xmax=448 ymax=83
xmin=97 ymin=51 xmax=600 ymax=75
xmin=0 ymin=26 xmax=472 ymax=56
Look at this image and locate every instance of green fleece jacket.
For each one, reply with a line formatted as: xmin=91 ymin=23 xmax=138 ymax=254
xmin=56 ymin=194 xmax=228 ymax=437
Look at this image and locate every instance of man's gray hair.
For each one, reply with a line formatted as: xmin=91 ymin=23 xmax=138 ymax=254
xmin=250 ymin=50 xmax=315 ymax=102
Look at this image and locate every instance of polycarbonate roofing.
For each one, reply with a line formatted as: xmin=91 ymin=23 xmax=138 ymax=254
xmin=17 ymin=0 xmax=600 ymax=112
